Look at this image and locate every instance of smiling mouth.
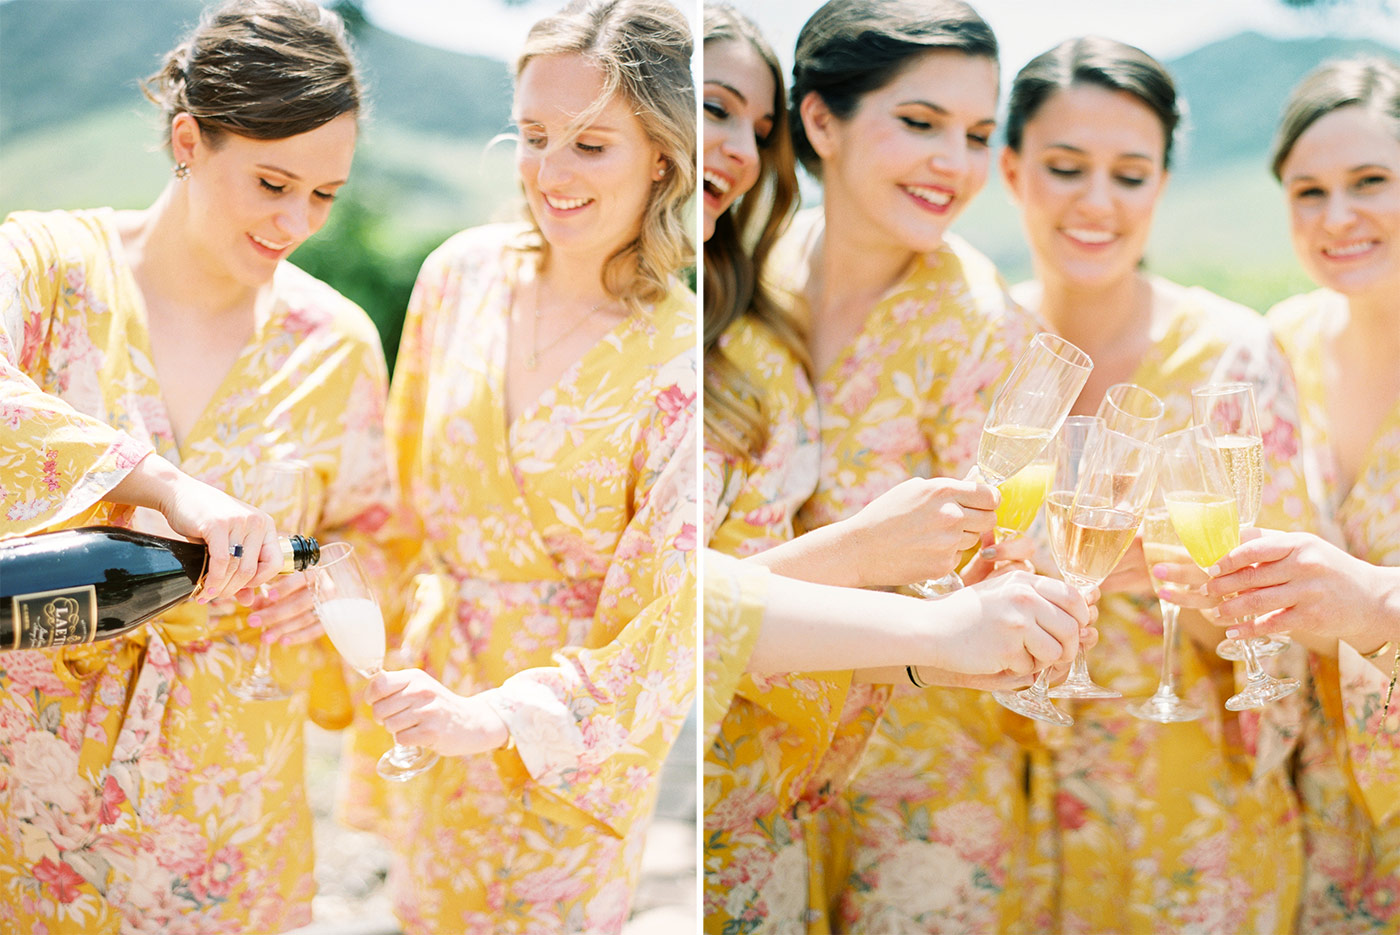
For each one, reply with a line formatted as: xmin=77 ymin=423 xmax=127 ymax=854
xmin=1063 ymin=228 xmax=1117 ymax=246
xmin=900 ymin=184 xmax=954 ymax=209
xmin=703 ymin=169 xmax=732 ymax=200
xmin=250 ymin=234 xmax=291 ymax=251
xmin=1322 ymin=239 xmax=1378 ymax=259
xmin=544 ymin=194 xmax=593 ymax=211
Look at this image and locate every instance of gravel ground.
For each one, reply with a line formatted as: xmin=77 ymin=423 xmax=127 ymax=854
xmin=289 ymin=712 xmax=698 ymax=935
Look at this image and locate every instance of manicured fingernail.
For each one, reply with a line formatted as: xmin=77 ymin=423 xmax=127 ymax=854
xmin=264 ymin=587 xmax=278 ymax=601
xmin=979 ymin=547 xmax=996 ymax=560
xmin=1206 ymin=565 xmax=1220 ymax=577
xmin=248 ymin=614 xmax=262 ymax=627
xmin=1225 ymin=628 xmax=1241 ymax=639
xmin=1152 ymin=564 xmax=1167 ymax=578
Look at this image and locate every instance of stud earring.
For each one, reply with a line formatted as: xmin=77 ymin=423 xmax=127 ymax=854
xmin=174 ymin=162 xmax=191 ymax=181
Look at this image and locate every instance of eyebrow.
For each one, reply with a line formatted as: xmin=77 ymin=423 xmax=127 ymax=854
xmin=706 ymin=80 xmax=749 ymax=105
xmin=898 ymin=99 xmax=996 ymax=125
xmin=514 ymin=116 xmax=623 ymax=136
xmin=1045 ymin=142 xmax=1155 ymax=161
xmin=256 ymin=164 xmax=347 ymax=186
xmin=1286 ymin=162 xmax=1395 ymax=182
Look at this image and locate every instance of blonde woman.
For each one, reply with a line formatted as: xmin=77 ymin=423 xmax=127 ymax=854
xmin=351 ymin=1 xmax=698 ymax=932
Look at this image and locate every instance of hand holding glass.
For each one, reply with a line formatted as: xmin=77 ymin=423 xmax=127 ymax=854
xmin=993 ymin=416 xmax=1099 ymax=725
xmin=1191 ymin=382 xmax=1286 ymax=660
xmin=915 ymin=333 xmax=1092 ymax=597
xmin=1157 ymin=425 xmax=1299 ymax=710
xmin=310 ymin=542 xmax=439 ymax=781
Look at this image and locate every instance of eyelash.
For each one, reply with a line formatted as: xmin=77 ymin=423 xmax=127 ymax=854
xmin=520 ymin=134 xmax=603 ymax=154
xmin=261 ymin=178 xmax=336 ymax=202
xmin=1047 ymin=166 xmax=1148 ymax=187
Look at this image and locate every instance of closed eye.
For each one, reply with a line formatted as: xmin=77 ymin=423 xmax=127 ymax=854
xmin=899 ymin=116 xmax=932 ymax=131
xmin=260 ymin=179 xmax=285 ymax=194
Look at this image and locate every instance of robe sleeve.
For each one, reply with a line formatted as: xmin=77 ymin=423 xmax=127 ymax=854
xmin=484 ymin=371 xmax=697 ymax=837
xmin=0 ymin=215 xmax=151 ymax=538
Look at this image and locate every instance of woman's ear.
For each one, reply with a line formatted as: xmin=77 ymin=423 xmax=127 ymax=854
xmin=799 ymin=91 xmax=838 ymax=161
xmin=1000 ymin=146 xmax=1023 ymax=202
xmin=170 ymin=112 xmax=203 ymax=169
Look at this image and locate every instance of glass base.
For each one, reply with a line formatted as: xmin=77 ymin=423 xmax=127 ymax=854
xmin=1126 ymin=693 xmax=1205 ymax=723
xmin=1216 ymin=637 xmax=1287 ymax=661
xmin=1047 ymin=678 xmax=1122 ymax=700
xmin=993 ymin=688 xmax=1074 ymax=726
xmin=377 ymin=744 xmax=439 ymax=781
xmin=1225 ymin=676 xmax=1301 ymax=711
xmin=230 ymin=674 xmax=290 ymax=702
xmin=912 ymin=572 xmax=964 ymax=598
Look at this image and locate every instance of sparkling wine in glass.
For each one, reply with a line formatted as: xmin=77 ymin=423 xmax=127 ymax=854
xmin=1127 ymin=488 xmax=1206 ymax=722
xmin=1191 ymin=383 xmax=1286 ymax=661
xmin=993 ymin=416 xmax=1099 ymax=725
xmin=914 ymin=333 xmax=1093 ymax=597
xmin=311 ymin=542 xmax=439 ymax=781
xmin=1046 ymin=427 xmax=1158 ymax=700
xmin=1158 ymin=425 xmax=1299 ymax=710
xmin=231 ymin=460 xmax=311 ymax=702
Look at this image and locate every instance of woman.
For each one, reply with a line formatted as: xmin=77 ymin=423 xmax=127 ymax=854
xmin=697 ymin=10 xmax=1089 ymax=930
xmin=0 ymin=2 xmax=389 ymax=932
xmin=752 ymin=2 xmax=1061 ymax=931
xmin=999 ymin=36 xmax=1315 ymax=933
xmin=354 ymin=2 xmax=697 ymax=932
xmin=1201 ymin=55 xmax=1400 ymax=932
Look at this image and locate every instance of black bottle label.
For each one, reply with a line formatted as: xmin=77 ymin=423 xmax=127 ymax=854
xmin=9 ymin=586 xmax=99 ymax=650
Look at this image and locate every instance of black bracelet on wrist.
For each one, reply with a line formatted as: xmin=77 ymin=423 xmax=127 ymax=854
xmin=906 ymin=665 xmax=929 ymax=688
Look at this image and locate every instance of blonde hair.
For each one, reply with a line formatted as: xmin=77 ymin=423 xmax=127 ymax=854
xmin=514 ymin=0 xmax=696 ymax=308
xmin=702 ymin=3 xmax=809 ymax=459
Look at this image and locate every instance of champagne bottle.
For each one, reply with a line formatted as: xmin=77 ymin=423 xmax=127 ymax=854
xmin=0 ymin=526 xmax=320 ymax=651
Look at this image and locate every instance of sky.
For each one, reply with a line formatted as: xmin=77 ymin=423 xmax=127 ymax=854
xmin=362 ymin=0 xmax=1399 ymax=73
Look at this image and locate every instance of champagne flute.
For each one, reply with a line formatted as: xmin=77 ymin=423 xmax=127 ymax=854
xmin=231 ymin=460 xmax=311 ymax=702
xmin=914 ymin=333 xmax=1093 ymax=597
xmin=1190 ymin=383 xmax=1287 ymax=661
xmin=310 ymin=542 xmax=439 ymax=781
xmin=1097 ymin=382 xmax=1163 ymax=441
xmin=1158 ymin=425 xmax=1299 ymax=710
xmin=993 ymin=416 xmax=1100 ymax=725
xmin=1046 ymin=428 xmax=1159 ymax=700
xmin=1127 ymin=483 xmax=1206 ymax=722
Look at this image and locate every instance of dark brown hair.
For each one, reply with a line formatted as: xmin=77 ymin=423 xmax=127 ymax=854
xmin=143 ymin=0 xmax=362 ymax=150
xmin=1271 ymin=56 xmax=1400 ymax=180
xmin=1005 ymin=36 xmax=1181 ymax=169
xmin=790 ymin=0 xmax=998 ymax=177
xmin=702 ymin=3 xmax=809 ymax=459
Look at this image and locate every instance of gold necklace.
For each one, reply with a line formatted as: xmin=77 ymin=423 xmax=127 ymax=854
xmin=525 ymin=277 xmax=607 ymax=370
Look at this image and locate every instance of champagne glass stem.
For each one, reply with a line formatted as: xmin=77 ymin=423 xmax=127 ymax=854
xmin=1159 ymin=601 xmax=1182 ymax=699
xmin=250 ymin=640 xmax=275 ymax=681
xmin=1048 ymin=583 xmax=1121 ymax=699
xmin=1239 ymin=633 xmax=1268 ymax=683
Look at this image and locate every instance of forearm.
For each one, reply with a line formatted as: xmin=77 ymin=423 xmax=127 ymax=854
xmin=746 ymin=572 xmax=933 ymax=673
xmin=104 ymin=452 xmax=183 ymax=513
xmin=745 ymin=518 xmax=869 ymax=588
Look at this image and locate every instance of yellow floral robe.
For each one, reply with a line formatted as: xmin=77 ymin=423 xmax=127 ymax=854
xmin=772 ymin=211 xmax=1044 ymax=934
xmin=1034 ymin=284 xmax=1314 ymax=935
xmin=0 ymin=208 xmax=391 ymax=934
xmin=702 ymin=314 xmax=836 ymax=934
xmin=359 ymin=224 xmax=697 ymax=935
xmin=1270 ymin=290 xmax=1400 ymax=932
